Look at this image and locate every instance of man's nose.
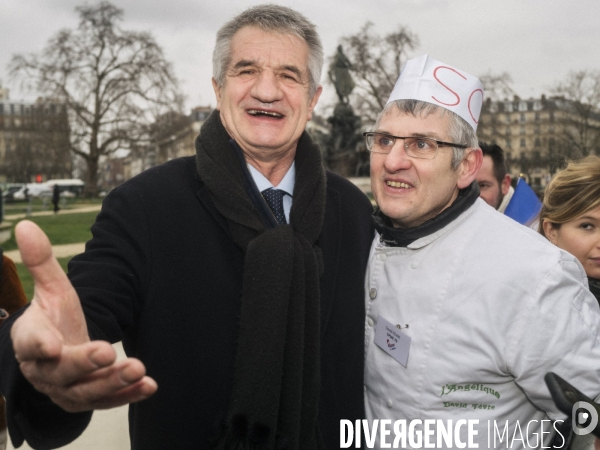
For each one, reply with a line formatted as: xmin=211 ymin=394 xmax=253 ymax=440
xmin=251 ymin=71 xmax=283 ymax=104
xmin=383 ymin=140 xmax=412 ymax=172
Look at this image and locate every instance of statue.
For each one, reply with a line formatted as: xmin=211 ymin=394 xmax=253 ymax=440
xmin=328 ymin=45 xmax=355 ymax=104
xmin=325 ymin=45 xmax=363 ymax=177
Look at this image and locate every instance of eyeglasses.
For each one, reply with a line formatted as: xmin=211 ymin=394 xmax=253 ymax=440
xmin=363 ymin=132 xmax=468 ymax=159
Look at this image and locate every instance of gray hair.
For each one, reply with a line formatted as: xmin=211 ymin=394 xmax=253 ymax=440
xmin=212 ymin=4 xmax=323 ymax=97
xmin=374 ymin=100 xmax=479 ymax=170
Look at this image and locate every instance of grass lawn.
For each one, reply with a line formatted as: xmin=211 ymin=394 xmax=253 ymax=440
xmin=1 ymin=211 xmax=98 ymax=251
xmin=16 ymin=256 xmax=72 ymax=300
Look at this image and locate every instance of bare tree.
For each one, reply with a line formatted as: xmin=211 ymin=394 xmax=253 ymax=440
xmin=9 ymin=1 xmax=182 ymax=196
xmin=337 ymin=22 xmax=419 ymax=125
xmin=478 ymin=71 xmax=514 ymax=103
xmin=552 ymin=70 xmax=600 ymax=159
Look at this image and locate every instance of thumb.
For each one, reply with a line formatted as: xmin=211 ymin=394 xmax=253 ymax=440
xmin=15 ymin=220 xmax=88 ymax=344
xmin=16 ymin=220 xmax=74 ymax=300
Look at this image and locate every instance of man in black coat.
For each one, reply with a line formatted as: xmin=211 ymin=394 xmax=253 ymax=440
xmin=0 ymin=5 xmax=373 ymax=449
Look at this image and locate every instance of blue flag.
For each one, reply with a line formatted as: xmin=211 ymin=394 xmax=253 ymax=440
xmin=505 ymin=178 xmax=542 ymax=226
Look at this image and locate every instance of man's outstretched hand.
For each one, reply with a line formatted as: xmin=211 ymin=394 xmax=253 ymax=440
xmin=10 ymin=220 xmax=157 ymax=412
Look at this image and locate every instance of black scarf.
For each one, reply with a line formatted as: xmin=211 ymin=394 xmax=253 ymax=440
xmin=373 ymin=181 xmax=480 ymax=247
xmin=196 ymin=111 xmax=326 ymax=450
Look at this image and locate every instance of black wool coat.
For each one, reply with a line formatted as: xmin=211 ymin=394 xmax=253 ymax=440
xmin=0 ymin=155 xmax=374 ymax=449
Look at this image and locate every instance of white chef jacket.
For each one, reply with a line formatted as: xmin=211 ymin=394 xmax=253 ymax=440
xmin=364 ymin=198 xmax=600 ymax=449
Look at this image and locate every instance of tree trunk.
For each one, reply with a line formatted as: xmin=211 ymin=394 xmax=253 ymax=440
xmin=83 ymin=157 xmax=99 ymax=197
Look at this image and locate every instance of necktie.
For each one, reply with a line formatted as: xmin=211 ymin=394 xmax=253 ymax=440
xmin=262 ymin=188 xmax=287 ymax=225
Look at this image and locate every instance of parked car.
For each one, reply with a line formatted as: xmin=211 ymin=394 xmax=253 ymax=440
xmin=2 ymin=184 xmax=25 ymax=203
xmin=6 ymin=184 xmax=53 ymax=202
xmin=45 ymin=179 xmax=85 ymax=197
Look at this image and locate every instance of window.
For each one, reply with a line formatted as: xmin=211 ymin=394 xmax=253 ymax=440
xmin=535 ymin=125 xmax=540 ymax=134
xmin=506 ymin=139 xmax=512 ymax=148
xmin=519 ymin=113 xmax=526 ymax=123
xmin=534 ymin=138 xmax=541 ymax=147
xmin=504 ymin=103 xmax=513 ymax=113
xmin=520 ymin=138 xmax=526 ymax=148
xmin=520 ymin=125 xmax=526 ymax=135
xmin=535 ymin=112 xmax=540 ymax=121
xmin=518 ymin=102 xmax=528 ymax=111
xmin=533 ymin=102 xmax=542 ymax=111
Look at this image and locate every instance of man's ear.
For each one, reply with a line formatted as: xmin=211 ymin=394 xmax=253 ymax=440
xmin=307 ymin=85 xmax=323 ymax=120
xmin=457 ymin=147 xmax=483 ymax=189
xmin=542 ymin=220 xmax=558 ymax=243
xmin=501 ymin=174 xmax=511 ymax=196
xmin=212 ymin=78 xmax=222 ymax=109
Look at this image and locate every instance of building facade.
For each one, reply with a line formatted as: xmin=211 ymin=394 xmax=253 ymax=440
xmin=477 ymin=95 xmax=600 ymax=191
xmin=0 ymin=86 xmax=72 ymax=183
xmin=98 ymin=106 xmax=214 ymax=192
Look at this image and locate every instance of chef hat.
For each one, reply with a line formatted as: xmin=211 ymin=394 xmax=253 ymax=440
xmin=387 ymin=54 xmax=484 ymax=131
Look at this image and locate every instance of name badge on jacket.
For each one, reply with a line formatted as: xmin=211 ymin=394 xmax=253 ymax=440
xmin=374 ymin=315 xmax=411 ymax=368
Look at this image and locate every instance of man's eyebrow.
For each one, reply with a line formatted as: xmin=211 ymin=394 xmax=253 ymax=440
xmin=232 ymin=59 xmax=257 ymax=70
xmin=369 ymin=130 xmax=444 ymax=139
xmin=230 ymin=61 xmax=305 ymax=80
xmin=410 ymin=132 xmax=444 ymax=139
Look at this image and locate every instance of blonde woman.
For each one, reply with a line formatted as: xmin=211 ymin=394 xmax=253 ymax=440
xmin=540 ymin=156 xmax=600 ymax=302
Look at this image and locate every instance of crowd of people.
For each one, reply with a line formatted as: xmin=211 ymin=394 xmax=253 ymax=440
xmin=0 ymin=4 xmax=599 ymax=450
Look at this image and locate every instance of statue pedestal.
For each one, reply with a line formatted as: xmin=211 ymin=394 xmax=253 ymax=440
xmin=326 ymin=102 xmax=362 ymax=177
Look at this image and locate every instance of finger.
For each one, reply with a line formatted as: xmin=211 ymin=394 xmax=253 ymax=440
xmin=19 ymin=340 xmax=116 ymax=387
xmin=89 ymin=376 xmax=158 ymax=411
xmin=56 ymin=376 xmax=158 ymax=413
xmin=67 ymin=359 xmax=155 ymax=408
xmin=33 ymin=359 xmax=157 ymax=413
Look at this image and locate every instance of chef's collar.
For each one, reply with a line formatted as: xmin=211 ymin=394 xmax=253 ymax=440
xmin=373 ymin=181 xmax=480 ymax=247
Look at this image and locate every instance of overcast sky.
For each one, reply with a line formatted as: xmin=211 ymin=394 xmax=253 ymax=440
xmin=2 ymin=0 xmax=599 ymax=115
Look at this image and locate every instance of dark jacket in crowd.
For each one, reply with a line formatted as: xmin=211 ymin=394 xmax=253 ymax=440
xmin=0 ymin=151 xmax=374 ymax=448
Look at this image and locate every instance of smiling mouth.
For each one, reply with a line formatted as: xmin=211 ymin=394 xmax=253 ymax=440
xmin=247 ymin=109 xmax=283 ymax=118
xmin=387 ymin=181 xmax=412 ymax=189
